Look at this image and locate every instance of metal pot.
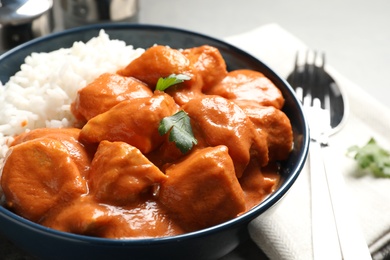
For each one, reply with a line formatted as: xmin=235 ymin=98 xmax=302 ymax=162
xmin=0 ymin=0 xmax=53 ymax=52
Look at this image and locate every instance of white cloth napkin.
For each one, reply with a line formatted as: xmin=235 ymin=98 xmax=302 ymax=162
xmin=224 ymin=24 xmax=390 ymax=260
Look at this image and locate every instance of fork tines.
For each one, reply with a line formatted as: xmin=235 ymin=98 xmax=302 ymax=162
xmin=289 ymin=50 xmax=330 ymax=110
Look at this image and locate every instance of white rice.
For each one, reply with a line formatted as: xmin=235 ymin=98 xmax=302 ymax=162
xmin=0 ymin=30 xmax=145 ymax=163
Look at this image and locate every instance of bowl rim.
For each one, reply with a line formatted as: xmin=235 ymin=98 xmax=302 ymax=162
xmin=0 ymin=23 xmax=309 ymax=245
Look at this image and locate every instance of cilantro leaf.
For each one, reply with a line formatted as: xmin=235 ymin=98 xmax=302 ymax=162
xmin=158 ymin=110 xmax=198 ymax=154
xmin=155 ymin=74 xmax=191 ymax=91
xmin=347 ymin=138 xmax=390 ymax=178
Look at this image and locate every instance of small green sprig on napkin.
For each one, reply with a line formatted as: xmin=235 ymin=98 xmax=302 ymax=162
xmin=156 ymin=74 xmax=197 ymax=154
xmin=347 ymin=138 xmax=390 ymax=178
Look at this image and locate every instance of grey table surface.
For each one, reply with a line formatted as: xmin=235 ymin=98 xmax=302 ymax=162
xmin=2 ymin=0 xmax=390 ymax=259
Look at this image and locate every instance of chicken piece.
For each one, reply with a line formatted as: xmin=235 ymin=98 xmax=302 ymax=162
xmin=117 ymin=44 xmax=204 ymax=106
xmin=158 ymin=145 xmax=246 ymax=232
xmin=117 ymin=45 xmax=197 ymax=88
xmin=166 ymin=45 xmax=228 ymax=105
xmin=89 ymin=141 xmax=167 ymax=205
xmin=182 ymin=96 xmax=268 ymax=177
xmin=236 ymin=100 xmax=293 ymax=161
xmin=42 ymin=197 xmax=127 ymax=238
xmin=1 ymin=138 xmax=88 ymax=222
xmin=207 ymin=69 xmax=285 ymax=109
xmin=181 ymin=45 xmax=228 ymax=91
xmin=71 ymin=73 xmax=153 ymax=122
xmin=11 ymin=128 xmax=92 ymax=177
xmin=42 ymin=196 xmax=184 ymax=238
xmin=79 ymin=92 xmax=178 ymax=154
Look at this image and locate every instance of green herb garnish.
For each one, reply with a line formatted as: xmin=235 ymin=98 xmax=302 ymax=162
xmin=155 ymin=74 xmax=191 ymax=91
xmin=347 ymin=138 xmax=390 ymax=178
xmin=155 ymin=74 xmax=196 ymax=154
xmin=158 ymin=110 xmax=198 ymax=154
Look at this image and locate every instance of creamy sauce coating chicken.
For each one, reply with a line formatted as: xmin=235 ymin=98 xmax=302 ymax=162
xmin=1 ymin=45 xmax=293 ymax=238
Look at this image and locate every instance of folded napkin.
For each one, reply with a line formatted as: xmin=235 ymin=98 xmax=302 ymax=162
xmin=224 ymin=24 xmax=390 ymax=260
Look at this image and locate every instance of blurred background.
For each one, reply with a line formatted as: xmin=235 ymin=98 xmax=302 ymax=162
xmin=1 ymin=0 xmax=389 ymax=108
xmin=136 ymin=0 xmax=390 ymax=109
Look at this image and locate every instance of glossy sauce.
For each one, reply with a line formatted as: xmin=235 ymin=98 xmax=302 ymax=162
xmin=1 ymin=44 xmax=293 ymax=238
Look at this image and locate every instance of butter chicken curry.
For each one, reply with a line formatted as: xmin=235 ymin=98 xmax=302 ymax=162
xmin=1 ymin=45 xmax=293 ymax=238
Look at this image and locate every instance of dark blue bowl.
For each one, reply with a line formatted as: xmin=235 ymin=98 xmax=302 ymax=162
xmin=0 ymin=24 xmax=309 ymax=260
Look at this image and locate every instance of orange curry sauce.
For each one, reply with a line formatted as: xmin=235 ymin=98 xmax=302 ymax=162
xmin=1 ymin=45 xmax=293 ymax=239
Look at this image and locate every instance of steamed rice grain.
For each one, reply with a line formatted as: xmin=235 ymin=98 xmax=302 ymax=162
xmin=0 ymin=30 xmax=145 ymax=161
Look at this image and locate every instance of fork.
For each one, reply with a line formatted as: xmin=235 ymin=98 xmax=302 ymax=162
xmin=292 ymin=51 xmax=342 ymax=259
xmin=289 ymin=51 xmax=372 ymax=260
